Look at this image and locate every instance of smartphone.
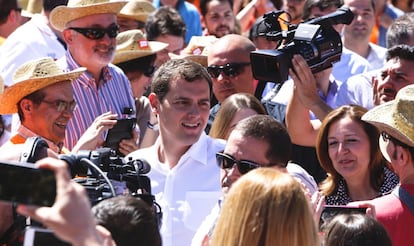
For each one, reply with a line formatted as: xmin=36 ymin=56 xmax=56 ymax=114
xmin=23 ymin=227 xmax=70 ymax=246
xmin=104 ymin=118 xmax=136 ymax=155
xmin=0 ymin=160 xmax=56 ymax=207
xmin=319 ymin=205 xmax=367 ymax=229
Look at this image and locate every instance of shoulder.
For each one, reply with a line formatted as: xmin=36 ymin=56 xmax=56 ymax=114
xmin=125 ymin=144 xmax=157 ymax=163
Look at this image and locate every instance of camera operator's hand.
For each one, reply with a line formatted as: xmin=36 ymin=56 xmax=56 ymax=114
xmin=290 ymin=55 xmax=333 ymax=120
xmin=72 ymin=112 xmax=118 ymax=152
xmin=118 ymin=129 xmax=139 ymax=156
xmin=16 ymin=158 xmax=115 ymax=246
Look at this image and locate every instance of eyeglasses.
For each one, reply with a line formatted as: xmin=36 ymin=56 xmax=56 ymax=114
xmin=69 ymin=25 xmax=119 ymax=40
xmin=207 ymin=62 xmax=250 ymax=78
xmin=143 ymin=66 xmax=156 ymax=77
xmin=381 ymin=131 xmax=410 ymax=148
xmin=216 ymin=152 xmax=261 ymax=174
xmin=381 ymin=131 xmax=391 ymax=142
xmin=41 ymin=99 xmax=77 ymax=112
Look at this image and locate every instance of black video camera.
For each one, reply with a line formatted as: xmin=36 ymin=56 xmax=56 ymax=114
xmin=250 ymin=6 xmax=354 ymax=83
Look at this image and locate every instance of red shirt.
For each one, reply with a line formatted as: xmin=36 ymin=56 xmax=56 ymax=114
xmin=372 ymin=184 xmax=414 ymax=246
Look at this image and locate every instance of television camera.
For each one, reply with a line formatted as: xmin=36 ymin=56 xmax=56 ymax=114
xmin=0 ymin=137 xmax=161 ymax=245
xmin=250 ymin=6 xmax=354 ymax=83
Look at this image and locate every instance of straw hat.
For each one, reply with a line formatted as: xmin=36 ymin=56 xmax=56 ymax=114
xmin=0 ymin=57 xmax=86 ymax=114
xmin=117 ymin=0 xmax=155 ymax=23
xmin=362 ymin=84 xmax=414 ymax=147
xmin=112 ymin=29 xmax=168 ymax=64
xmin=169 ymin=36 xmax=218 ymax=67
xmin=49 ymin=0 xmax=127 ymax=31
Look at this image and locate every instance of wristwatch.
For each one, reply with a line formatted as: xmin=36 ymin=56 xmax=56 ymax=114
xmin=147 ymin=121 xmax=159 ymax=131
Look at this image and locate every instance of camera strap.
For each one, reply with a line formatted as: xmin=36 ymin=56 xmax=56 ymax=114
xmin=392 ymin=186 xmax=414 ymax=215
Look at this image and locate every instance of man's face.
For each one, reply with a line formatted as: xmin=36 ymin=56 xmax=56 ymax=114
xmin=375 ymin=58 xmax=414 ymax=105
xmin=27 ymin=81 xmax=74 ymax=144
xmin=154 ymin=34 xmax=185 ymax=68
xmin=65 ymin=14 xmax=117 ymax=69
xmin=282 ymin=0 xmax=306 ymax=24
xmin=207 ymin=43 xmax=254 ymax=103
xmin=343 ymin=0 xmax=375 ymax=41
xmin=203 ymin=0 xmax=235 ymax=38
xmin=150 ymin=78 xmax=211 ymax=149
xmin=220 ymin=131 xmax=271 ymax=194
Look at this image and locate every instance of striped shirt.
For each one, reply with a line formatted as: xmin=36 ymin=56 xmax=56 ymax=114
xmin=58 ymin=51 xmax=136 ymax=150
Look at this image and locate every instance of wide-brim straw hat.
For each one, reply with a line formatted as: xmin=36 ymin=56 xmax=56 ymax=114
xmin=50 ymin=0 xmax=127 ymax=31
xmin=362 ymin=84 xmax=414 ymax=147
xmin=169 ymin=35 xmax=218 ymax=67
xmin=0 ymin=57 xmax=86 ymax=114
xmin=112 ymin=29 xmax=168 ymax=64
xmin=117 ymin=0 xmax=155 ymax=23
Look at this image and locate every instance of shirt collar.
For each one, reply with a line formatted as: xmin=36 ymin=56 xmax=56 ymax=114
xmin=16 ymin=124 xmax=64 ymax=154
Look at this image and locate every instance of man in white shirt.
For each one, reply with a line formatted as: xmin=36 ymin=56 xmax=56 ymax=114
xmin=126 ymin=59 xmax=225 ymax=246
xmin=342 ymin=0 xmax=386 ymax=71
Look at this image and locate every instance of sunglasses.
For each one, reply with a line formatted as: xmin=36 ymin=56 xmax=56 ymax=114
xmin=41 ymin=99 xmax=77 ymax=112
xmin=216 ymin=152 xmax=261 ymax=174
xmin=69 ymin=25 xmax=119 ymax=40
xmin=143 ymin=66 xmax=156 ymax=77
xmin=207 ymin=62 xmax=250 ymax=78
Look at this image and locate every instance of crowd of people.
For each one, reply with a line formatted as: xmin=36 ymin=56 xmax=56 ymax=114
xmin=0 ymin=0 xmax=414 ymax=245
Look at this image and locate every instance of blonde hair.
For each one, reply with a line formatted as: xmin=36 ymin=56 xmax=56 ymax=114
xmin=209 ymin=93 xmax=266 ymax=139
xmin=211 ymin=168 xmax=319 ymax=246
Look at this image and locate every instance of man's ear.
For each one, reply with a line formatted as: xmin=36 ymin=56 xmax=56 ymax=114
xmin=20 ymin=99 xmax=32 ymax=112
xmin=148 ymin=93 xmax=160 ymax=115
xmin=62 ymin=29 xmax=74 ymax=43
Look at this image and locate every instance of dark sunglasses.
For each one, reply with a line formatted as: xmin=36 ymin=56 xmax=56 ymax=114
xmin=216 ymin=152 xmax=261 ymax=174
xmin=207 ymin=62 xmax=250 ymax=78
xmin=69 ymin=25 xmax=119 ymax=40
xmin=143 ymin=66 xmax=156 ymax=77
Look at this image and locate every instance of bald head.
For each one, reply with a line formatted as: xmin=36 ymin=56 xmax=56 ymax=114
xmin=207 ymin=34 xmax=256 ymax=102
xmin=208 ymin=34 xmax=256 ymax=64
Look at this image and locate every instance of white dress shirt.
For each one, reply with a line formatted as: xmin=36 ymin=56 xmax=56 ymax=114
xmin=126 ymin=132 xmax=225 ymax=246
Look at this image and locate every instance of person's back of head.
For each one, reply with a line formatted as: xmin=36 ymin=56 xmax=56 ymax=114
xmin=323 ymin=213 xmax=392 ymax=246
xmin=211 ymin=167 xmax=319 ymax=246
xmin=387 ymin=13 xmax=414 ymax=48
xmin=233 ymin=115 xmax=292 ymax=167
xmin=145 ymin=6 xmax=186 ymax=41
xmin=92 ymin=196 xmax=162 ymax=246
xmin=42 ymin=0 xmax=68 ymax=12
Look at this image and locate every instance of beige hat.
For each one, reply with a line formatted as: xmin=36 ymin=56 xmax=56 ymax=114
xmin=112 ymin=29 xmax=168 ymax=64
xmin=0 ymin=57 xmax=86 ymax=114
xmin=50 ymin=0 xmax=127 ymax=31
xmin=362 ymin=84 xmax=414 ymax=147
xmin=117 ymin=0 xmax=155 ymax=23
xmin=169 ymin=35 xmax=218 ymax=67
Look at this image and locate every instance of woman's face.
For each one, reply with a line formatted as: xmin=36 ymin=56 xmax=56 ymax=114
xmin=126 ymin=71 xmax=151 ymax=98
xmin=327 ymin=116 xmax=371 ymax=181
